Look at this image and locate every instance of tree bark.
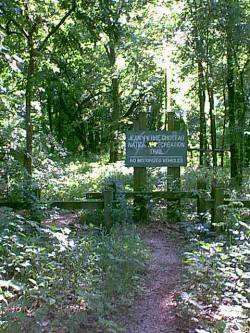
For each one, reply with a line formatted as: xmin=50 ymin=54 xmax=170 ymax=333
xmin=236 ymin=70 xmax=247 ymax=176
xmin=221 ymin=87 xmax=227 ymax=167
xmin=198 ymin=60 xmax=207 ymax=166
xmin=224 ymin=0 xmax=243 ymax=186
xmin=163 ymin=68 xmax=168 ymax=130
xmin=206 ymin=80 xmax=217 ymax=168
xmin=227 ymin=33 xmax=241 ymax=185
xmin=24 ymin=35 xmax=35 ymax=176
xmin=47 ymin=85 xmax=53 ymax=133
xmin=106 ymin=41 xmax=120 ymax=163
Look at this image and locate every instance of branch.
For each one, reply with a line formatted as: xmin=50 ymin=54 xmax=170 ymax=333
xmin=242 ymin=58 xmax=250 ymax=74
xmin=38 ymin=1 xmax=76 ymax=51
xmin=104 ymin=43 xmax=110 ymax=57
xmin=0 ymin=23 xmax=22 ymax=36
xmin=121 ymin=92 xmax=145 ymax=120
xmin=12 ymin=18 xmax=29 ymax=38
xmin=0 ymin=24 xmax=7 ymax=32
xmin=0 ymin=5 xmax=28 ymax=38
xmin=73 ymin=91 xmax=104 ymax=109
xmin=80 ymin=14 xmax=99 ymax=43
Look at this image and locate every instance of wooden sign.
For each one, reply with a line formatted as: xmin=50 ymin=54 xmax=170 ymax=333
xmin=125 ymin=130 xmax=187 ymax=167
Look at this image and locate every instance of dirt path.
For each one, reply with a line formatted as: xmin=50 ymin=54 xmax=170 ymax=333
xmin=42 ymin=213 xmax=191 ymax=332
xmin=118 ymin=225 xmax=190 ymax=333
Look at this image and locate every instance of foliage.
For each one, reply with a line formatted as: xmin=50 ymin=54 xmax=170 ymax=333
xmin=180 ymin=203 xmax=250 ymax=333
xmin=0 ymin=207 xmax=149 ymax=332
xmin=0 ymin=0 xmax=249 ymax=330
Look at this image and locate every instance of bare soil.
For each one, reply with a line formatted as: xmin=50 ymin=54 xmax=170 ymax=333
xmin=43 ymin=212 xmax=80 ymax=227
xmin=118 ymin=224 xmax=191 ymax=333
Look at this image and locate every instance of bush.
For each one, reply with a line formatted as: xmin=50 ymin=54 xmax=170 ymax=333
xmin=0 ymin=208 xmax=149 ymax=332
xmin=180 ymin=204 xmax=250 ymax=333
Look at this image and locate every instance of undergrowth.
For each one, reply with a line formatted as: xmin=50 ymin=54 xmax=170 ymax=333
xmin=180 ymin=205 xmax=250 ymax=333
xmin=0 ymin=207 xmax=149 ymax=332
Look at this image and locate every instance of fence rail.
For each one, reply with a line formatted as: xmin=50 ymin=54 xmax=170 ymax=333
xmin=124 ymin=191 xmax=198 ymax=200
xmin=0 ymin=200 xmax=104 ymax=210
xmin=0 ymin=187 xmax=249 ymax=226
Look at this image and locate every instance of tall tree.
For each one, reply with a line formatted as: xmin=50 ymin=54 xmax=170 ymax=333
xmin=0 ymin=0 xmax=76 ymax=176
xmin=218 ymin=0 xmax=249 ymax=184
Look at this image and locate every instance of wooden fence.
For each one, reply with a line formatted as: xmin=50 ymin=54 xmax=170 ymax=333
xmin=0 ymin=184 xmax=249 ymax=227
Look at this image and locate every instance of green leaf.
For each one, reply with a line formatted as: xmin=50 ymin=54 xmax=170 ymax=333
xmin=28 ymin=278 xmax=37 ymax=286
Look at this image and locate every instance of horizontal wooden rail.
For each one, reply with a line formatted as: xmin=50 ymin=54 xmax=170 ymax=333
xmin=197 ymin=198 xmax=250 ymax=210
xmin=0 ymin=200 xmax=104 ymax=210
xmin=223 ymin=199 xmax=250 ymax=208
xmin=85 ymin=192 xmax=103 ymax=199
xmin=0 ymin=194 xmax=249 ymax=214
xmin=188 ymin=148 xmax=229 ymax=152
xmin=204 ymin=199 xmax=213 ymax=209
xmin=0 ymin=202 xmax=32 ymax=209
xmin=124 ymin=191 xmax=198 ymax=200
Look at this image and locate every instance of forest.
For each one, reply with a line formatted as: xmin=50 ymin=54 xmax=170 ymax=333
xmin=0 ymin=0 xmax=249 ymax=332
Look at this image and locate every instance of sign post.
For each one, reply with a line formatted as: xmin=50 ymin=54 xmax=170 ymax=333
xmin=167 ymin=112 xmax=181 ymax=189
xmin=167 ymin=112 xmax=181 ymax=221
xmin=133 ymin=113 xmax=148 ymax=222
xmin=126 ymin=111 xmax=187 ymax=223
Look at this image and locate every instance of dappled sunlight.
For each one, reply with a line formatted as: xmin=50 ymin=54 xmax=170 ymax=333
xmin=41 ymin=159 xmax=134 ymax=200
xmin=160 ymin=291 xmax=177 ymax=309
xmin=0 ymin=0 xmax=249 ymax=332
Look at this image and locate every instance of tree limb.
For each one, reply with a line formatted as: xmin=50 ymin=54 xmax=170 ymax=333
xmin=0 ymin=23 xmax=22 ymax=36
xmin=10 ymin=18 xmax=28 ymax=38
xmin=0 ymin=6 xmax=29 ymax=38
xmin=121 ymin=92 xmax=145 ymax=119
xmin=38 ymin=1 xmax=76 ymax=51
xmin=242 ymin=57 xmax=250 ymax=74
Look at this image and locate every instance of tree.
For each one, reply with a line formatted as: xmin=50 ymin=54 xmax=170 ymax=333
xmin=0 ymin=0 xmax=76 ymax=176
xmin=217 ymin=0 xmax=249 ymax=184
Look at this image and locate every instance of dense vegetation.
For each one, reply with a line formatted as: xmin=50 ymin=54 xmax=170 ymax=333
xmin=0 ymin=0 xmax=249 ymax=332
xmin=0 ymin=206 xmax=149 ymax=332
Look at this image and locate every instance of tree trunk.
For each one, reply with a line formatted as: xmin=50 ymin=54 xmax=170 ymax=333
xmin=235 ymin=70 xmax=247 ymax=177
xmin=47 ymin=85 xmax=53 ymax=133
xmin=163 ymin=68 xmax=168 ymax=130
xmin=227 ymin=35 xmax=241 ymax=185
xmin=207 ymin=83 xmax=217 ymax=168
xmin=106 ymin=41 xmax=120 ymax=163
xmin=163 ymin=62 xmax=172 ymax=130
xmin=149 ymin=102 xmax=161 ymax=130
xmin=109 ymin=76 xmax=120 ymax=162
xmin=24 ymin=35 xmax=35 ymax=176
xmin=242 ymin=60 xmax=250 ymax=167
xmin=198 ymin=60 xmax=207 ymax=166
xmin=221 ymin=88 xmax=227 ymax=168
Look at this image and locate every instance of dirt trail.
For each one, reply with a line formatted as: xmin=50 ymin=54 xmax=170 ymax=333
xmin=118 ymin=225 xmax=190 ymax=333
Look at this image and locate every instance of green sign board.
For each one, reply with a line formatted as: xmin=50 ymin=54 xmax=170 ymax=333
xmin=125 ymin=130 xmax=187 ymax=167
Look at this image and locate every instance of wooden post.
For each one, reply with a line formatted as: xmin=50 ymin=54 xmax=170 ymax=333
xmin=167 ymin=112 xmax=181 ymax=188
xmin=167 ymin=112 xmax=181 ymax=221
xmin=133 ymin=112 xmax=148 ymax=223
xmin=197 ymin=177 xmax=207 ymax=214
xmin=211 ymin=179 xmax=224 ymax=229
xmin=34 ymin=187 xmax=41 ymax=200
xmin=103 ymin=187 xmax=114 ymax=229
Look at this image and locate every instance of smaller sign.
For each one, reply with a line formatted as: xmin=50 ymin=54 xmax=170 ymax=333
xmin=125 ymin=130 xmax=187 ymax=167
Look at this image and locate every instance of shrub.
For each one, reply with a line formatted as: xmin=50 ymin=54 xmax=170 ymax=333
xmin=180 ymin=204 xmax=249 ymax=333
xmin=0 ymin=208 xmax=149 ymax=332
